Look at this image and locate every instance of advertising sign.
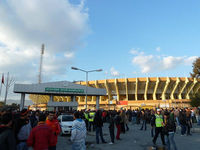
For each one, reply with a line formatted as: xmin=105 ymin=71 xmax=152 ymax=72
xmin=117 ymin=101 xmax=128 ymax=105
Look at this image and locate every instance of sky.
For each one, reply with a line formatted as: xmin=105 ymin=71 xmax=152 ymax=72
xmin=0 ymin=0 xmax=199 ymax=101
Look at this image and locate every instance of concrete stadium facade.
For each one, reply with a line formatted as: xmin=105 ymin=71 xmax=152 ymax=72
xmin=28 ymin=77 xmax=200 ymax=110
xmin=76 ymin=77 xmax=200 ymax=110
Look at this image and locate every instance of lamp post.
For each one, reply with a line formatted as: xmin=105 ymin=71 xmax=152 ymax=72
xmin=71 ymin=67 xmax=102 ymax=110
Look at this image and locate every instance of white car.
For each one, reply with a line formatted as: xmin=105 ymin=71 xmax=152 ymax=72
xmin=58 ymin=115 xmax=74 ymax=135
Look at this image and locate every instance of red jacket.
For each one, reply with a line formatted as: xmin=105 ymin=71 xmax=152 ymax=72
xmin=46 ymin=119 xmax=60 ymax=146
xmin=27 ymin=122 xmax=54 ymax=150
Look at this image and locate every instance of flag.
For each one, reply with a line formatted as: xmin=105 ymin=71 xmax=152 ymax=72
xmin=1 ymin=73 xmax=4 ymax=84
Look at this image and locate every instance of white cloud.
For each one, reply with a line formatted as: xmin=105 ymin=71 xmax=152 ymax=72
xmin=64 ymin=52 xmax=74 ymax=59
xmin=0 ymin=0 xmax=89 ymax=83
xmin=130 ymin=48 xmax=144 ymax=55
xmin=110 ymin=67 xmax=120 ymax=76
xmin=130 ymin=49 xmax=198 ymax=73
xmin=156 ymin=47 xmax=161 ymax=52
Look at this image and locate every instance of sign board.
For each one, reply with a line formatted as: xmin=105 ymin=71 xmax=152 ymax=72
xmin=117 ymin=101 xmax=128 ymax=105
xmin=45 ymin=87 xmax=84 ymax=93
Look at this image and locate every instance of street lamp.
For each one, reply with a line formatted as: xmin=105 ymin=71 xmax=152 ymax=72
xmin=71 ymin=67 xmax=102 ymax=110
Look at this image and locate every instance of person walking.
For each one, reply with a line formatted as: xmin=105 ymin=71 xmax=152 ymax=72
xmin=46 ymin=112 xmax=60 ymax=150
xmin=108 ymin=112 xmax=115 ymax=144
xmin=179 ymin=110 xmax=187 ymax=136
xmin=125 ymin=112 xmax=129 ymax=131
xmin=163 ymin=112 xmax=178 ymax=150
xmin=152 ymin=109 xmax=165 ymax=146
xmin=94 ymin=110 xmax=106 ymax=144
xmin=0 ymin=113 xmax=16 ymax=150
xmin=88 ymin=111 xmax=95 ymax=132
xmin=120 ymin=110 xmax=126 ymax=134
xmin=70 ymin=111 xmax=87 ymax=150
xmin=30 ymin=110 xmax=39 ymax=128
xmin=27 ymin=113 xmax=54 ymax=150
xmin=186 ymin=108 xmax=192 ymax=136
xmin=115 ymin=111 xmax=121 ymax=140
xmin=83 ymin=111 xmax=89 ymax=131
xmin=14 ymin=109 xmax=32 ymax=150
xmin=140 ymin=110 xmax=147 ymax=130
xmin=150 ymin=110 xmax=156 ymax=137
xmin=131 ymin=110 xmax=137 ymax=125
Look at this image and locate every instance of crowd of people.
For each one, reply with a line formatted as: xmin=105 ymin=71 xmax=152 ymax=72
xmin=0 ymin=106 xmax=200 ymax=150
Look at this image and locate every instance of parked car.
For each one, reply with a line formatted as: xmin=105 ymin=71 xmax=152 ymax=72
xmin=58 ymin=115 xmax=74 ymax=135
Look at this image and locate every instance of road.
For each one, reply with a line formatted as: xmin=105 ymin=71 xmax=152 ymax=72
xmin=57 ymin=123 xmax=200 ymax=150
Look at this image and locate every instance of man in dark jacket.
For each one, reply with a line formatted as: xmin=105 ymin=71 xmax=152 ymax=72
xmin=150 ymin=110 xmax=156 ymax=137
xmin=108 ymin=112 xmax=115 ymax=144
xmin=94 ymin=110 xmax=106 ymax=144
xmin=14 ymin=109 xmax=32 ymax=150
xmin=115 ymin=111 xmax=121 ymax=140
xmin=140 ymin=110 xmax=147 ymax=130
xmin=30 ymin=110 xmax=39 ymax=128
xmin=179 ymin=110 xmax=187 ymax=136
xmin=0 ymin=113 xmax=16 ymax=150
xmin=164 ymin=112 xmax=177 ymax=150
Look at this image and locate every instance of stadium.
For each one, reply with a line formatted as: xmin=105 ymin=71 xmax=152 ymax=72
xmin=29 ymin=77 xmax=200 ymax=110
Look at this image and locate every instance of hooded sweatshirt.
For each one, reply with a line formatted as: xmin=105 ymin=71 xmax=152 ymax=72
xmin=71 ymin=119 xmax=86 ymax=143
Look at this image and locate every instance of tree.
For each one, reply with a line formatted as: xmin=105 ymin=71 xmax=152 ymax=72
xmin=4 ymin=72 xmax=15 ymax=105
xmin=0 ymin=101 xmax=4 ymax=108
xmin=190 ymin=57 xmax=200 ymax=78
xmin=190 ymin=93 xmax=200 ymax=107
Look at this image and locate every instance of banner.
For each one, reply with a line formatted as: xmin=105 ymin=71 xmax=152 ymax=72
xmin=117 ymin=101 xmax=128 ymax=105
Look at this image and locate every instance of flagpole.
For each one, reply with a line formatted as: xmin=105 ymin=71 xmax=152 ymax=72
xmin=0 ymin=73 xmax=4 ymax=100
xmin=0 ymin=80 xmax=2 ymax=97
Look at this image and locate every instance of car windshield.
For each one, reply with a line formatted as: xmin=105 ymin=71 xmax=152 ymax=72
xmin=62 ymin=116 xmax=74 ymax=122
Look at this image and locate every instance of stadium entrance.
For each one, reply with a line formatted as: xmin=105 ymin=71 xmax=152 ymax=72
xmin=13 ymin=81 xmax=107 ymax=110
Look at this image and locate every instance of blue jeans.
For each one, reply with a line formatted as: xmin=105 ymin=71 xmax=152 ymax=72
xmin=96 ymin=127 xmax=105 ymax=144
xmin=16 ymin=142 xmax=28 ymax=150
xmin=181 ymin=124 xmax=186 ymax=135
xmin=72 ymin=141 xmax=86 ymax=150
xmin=132 ymin=117 xmax=136 ymax=124
xmin=140 ymin=120 xmax=146 ymax=130
xmin=165 ymin=132 xmax=177 ymax=150
xmin=151 ymin=125 xmax=155 ymax=137
xmin=176 ymin=117 xmax=180 ymax=126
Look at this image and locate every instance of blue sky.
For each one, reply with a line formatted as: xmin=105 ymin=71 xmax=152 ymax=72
xmin=0 ymin=0 xmax=199 ymax=100
xmin=66 ymin=0 xmax=200 ymax=81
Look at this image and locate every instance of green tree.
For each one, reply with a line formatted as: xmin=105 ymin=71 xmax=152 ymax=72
xmin=0 ymin=101 xmax=5 ymax=108
xmin=190 ymin=57 xmax=200 ymax=78
xmin=190 ymin=93 xmax=200 ymax=107
xmin=10 ymin=103 xmax=20 ymax=109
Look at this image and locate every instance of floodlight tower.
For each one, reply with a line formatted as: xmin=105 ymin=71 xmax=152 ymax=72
xmin=38 ymin=44 xmax=44 ymax=84
xmin=36 ymin=44 xmax=44 ymax=110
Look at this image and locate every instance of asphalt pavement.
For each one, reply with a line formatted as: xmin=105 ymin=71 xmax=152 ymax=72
xmin=57 ymin=123 xmax=200 ymax=150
